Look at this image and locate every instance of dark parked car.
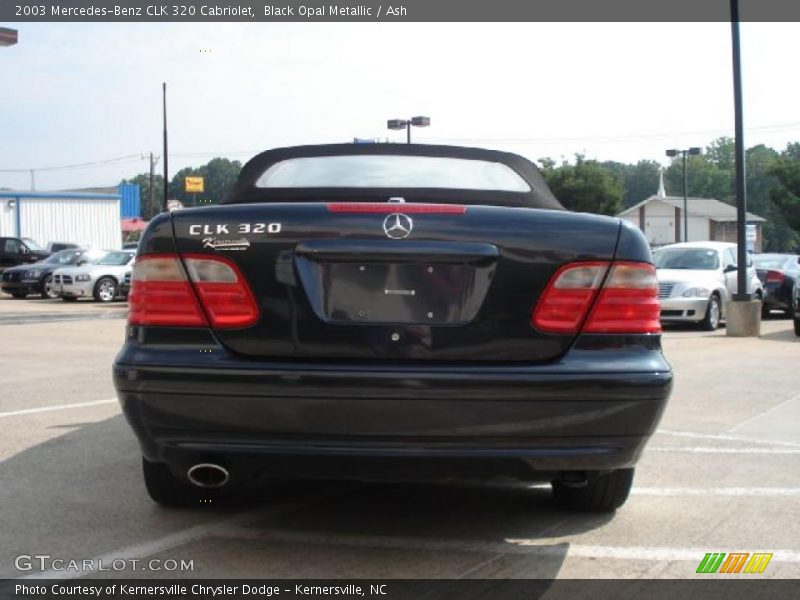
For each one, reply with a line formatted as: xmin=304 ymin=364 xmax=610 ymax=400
xmin=46 ymin=241 xmax=80 ymax=253
xmin=0 ymin=237 xmax=50 ymax=271
xmin=1 ymin=248 xmax=106 ymax=298
xmin=114 ymin=144 xmax=672 ymax=511
xmin=753 ymin=253 xmax=800 ymax=318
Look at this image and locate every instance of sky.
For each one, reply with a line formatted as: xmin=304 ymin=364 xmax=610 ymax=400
xmin=1 ymin=21 xmax=799 ymax=191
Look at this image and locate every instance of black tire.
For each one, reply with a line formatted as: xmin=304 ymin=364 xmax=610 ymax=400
xmin=700 ymin=294 xmax=721 ymax=331
xmin=794 ymin=318 xmax=800 ymax=337
xmin=61 ymin=296 xmax=78 ymax=302
xmin=142 ymin=458 xmax=209 ymax=507
xmin=552 ymin=468 xmax=635 ymax=512
xmin=11 ymin=292 xmax=27 ymax=299
xmin=93 ymin=276 xmax=117 ymax=303
xmin=41 ymin=274 xmax=57 ymax=299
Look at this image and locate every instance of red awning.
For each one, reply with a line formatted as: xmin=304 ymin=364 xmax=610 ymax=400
xmin=121 ymin=218 xmax=149 ymax=232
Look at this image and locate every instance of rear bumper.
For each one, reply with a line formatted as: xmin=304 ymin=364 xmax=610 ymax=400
xmin=762 ymin=285 xmax=792 ymax=311
xmin=114 ymin=333 xmax=672 ymax=481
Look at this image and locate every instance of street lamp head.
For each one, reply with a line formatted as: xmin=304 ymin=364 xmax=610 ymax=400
xmin=688 ymin=147 xmax=702 ymax=155
xmin=410 ymin=116 xmax=430 ymax=127
xmin=0 ymin=27 xmax=19 ymax=47
xmin=666 ymin=149 xmax=679 ymax=158
xmin=387 ymin=119 xmax=407 ymax=130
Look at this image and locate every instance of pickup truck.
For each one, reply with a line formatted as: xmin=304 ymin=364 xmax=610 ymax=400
xmin=114 ymin=144 xmax=672 ymax=512
xmin=0 ymin=237 xmax=50 ymax=272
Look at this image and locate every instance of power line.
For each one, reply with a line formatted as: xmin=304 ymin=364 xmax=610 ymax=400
xmin=425 ymin=122 xmax=800 ymax=145
xmin=0 ymin=154 xmax=146 ymax=173
xmin=2 ymin=120 xmax=800 ymax=174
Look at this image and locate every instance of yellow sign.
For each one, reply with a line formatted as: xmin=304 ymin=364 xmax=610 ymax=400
xmin=185 ymin=176 xmax=204 ymax=193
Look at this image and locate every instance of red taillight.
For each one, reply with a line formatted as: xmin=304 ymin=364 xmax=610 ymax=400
xmin=129 ymin=256 xmax=207 ymax=327
xmin=584 ymin=262 xmax=661 ymax=333
xmin=129 ymin=254 xmax=259 ymax=329
xmin=765 ymin=270 xmax=785 ymax=284
xmin=532 ymin=261 xmax=660 ymax=335
xmin=327 ymin=203 xmax=467 ymax=214
xmin=531 ymin=262 xmax=609 ymax=333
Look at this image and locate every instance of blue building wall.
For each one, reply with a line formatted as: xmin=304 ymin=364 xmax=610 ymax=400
xmin=118 ymin=183 xmax=141 ymax=218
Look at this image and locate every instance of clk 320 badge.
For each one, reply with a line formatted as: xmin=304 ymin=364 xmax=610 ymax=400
xmin=188 ymin=223 xmax=282 ymax=236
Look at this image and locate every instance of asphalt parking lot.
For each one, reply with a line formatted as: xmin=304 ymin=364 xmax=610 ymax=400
xmin=1 ymin=294 xmax=798 ymax=580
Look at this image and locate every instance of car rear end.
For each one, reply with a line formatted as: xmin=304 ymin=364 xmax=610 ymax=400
xmin=755 ymin=255 xmax=798 ymax=315
xmin=113 ymin=145 xmax=672 ymax=510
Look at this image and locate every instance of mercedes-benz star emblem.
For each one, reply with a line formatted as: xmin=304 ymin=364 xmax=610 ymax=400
xmin=383 ymin=213 xmax=413 ymax=239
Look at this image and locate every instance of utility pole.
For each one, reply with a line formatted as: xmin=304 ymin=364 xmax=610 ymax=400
xmin=147 ymin=152 xmax=160 ymax=219
xmin=29 ymin=169 xmax=35 ymax=191
xmin=162 ymin=83 xmax=169 ymax=213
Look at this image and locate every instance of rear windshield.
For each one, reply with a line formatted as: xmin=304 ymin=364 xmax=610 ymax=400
xmin=654 ymin=248 xmax=720 ymax=270
xmin=254 ymin=155 xmax=532 ymax=192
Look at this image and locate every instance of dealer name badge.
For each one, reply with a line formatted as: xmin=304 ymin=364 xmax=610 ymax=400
xmin=188 ymin=223 xmax=282 ymax=251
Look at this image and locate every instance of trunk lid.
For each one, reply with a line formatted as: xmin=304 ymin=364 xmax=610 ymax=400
xmin=170 ymin=203 xmax=622 ymax=363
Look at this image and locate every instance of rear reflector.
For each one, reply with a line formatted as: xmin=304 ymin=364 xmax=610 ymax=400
xmin=765 ymin=270 xmax=785 ymax=284
xmin=532 ymin=261 xmax=660 ymax=334
xmin=129 ymin=254 xmax=259 ymax=329
xmin=327 ymin=203 xmax=467 ymax=214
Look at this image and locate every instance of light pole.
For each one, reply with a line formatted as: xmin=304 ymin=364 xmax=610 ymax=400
xmin=387 ymin=116 xmax=430 ymax=143
xmin=666 ymin=147 xmax=702 ymax=242
xmin=730 ymin=0 xmax=750 ymax=302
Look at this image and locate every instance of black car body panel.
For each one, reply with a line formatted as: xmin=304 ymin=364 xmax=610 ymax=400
xmin=114 ymin=144 xmax=672 ymax=486
xmin=754 ymin=254 xmax=799 ymax=314
xmin=115 ymin=331 xmax=670 ymax=482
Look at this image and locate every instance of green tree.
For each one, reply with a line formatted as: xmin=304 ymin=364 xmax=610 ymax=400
xmin=601 ymin=159 xmax=662 ymax=208
xmin=769 ymin=147 xmax=800 ymax=243
xmin=120 ymin=173 xmax=165 ymax=221
xmin=664 ymin=153 xmax=731 ymax=201
xmin=539 ymin=155 xmax=622 ymax=216
xmin=168 ymin=157 xmax=243 ymax=207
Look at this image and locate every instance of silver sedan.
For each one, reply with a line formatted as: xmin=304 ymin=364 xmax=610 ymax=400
xmin=53 ymin=250 xmax=136 ymax=302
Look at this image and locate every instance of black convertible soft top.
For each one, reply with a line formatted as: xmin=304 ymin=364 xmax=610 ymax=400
xmin=223 ymin=143 xmax=564 ymax=210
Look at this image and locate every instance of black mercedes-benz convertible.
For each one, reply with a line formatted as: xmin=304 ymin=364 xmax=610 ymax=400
xmin=114 ymin=143 xmax=672 ymax=511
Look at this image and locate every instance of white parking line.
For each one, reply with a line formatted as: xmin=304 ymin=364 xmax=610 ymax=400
xmin=218 ymin=527 xmax=800 ymax=563
xmin=657 ymin=428 xmax=800 ymax=448
xmin=649 ymin=446 xmax=800 ymax=454
xmin=0 ymin=399 xmax=117 ymax=419
xmin=632 ymin=487 xmax=800 ymax=497
xmin=507 ymin=542 xmax=800 ymax=563
xmin=726 ymin=392 xmax=800 ymax=433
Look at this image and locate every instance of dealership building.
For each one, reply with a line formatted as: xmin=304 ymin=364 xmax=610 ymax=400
xmin=0 ymin=184 xmax=140 ymax=250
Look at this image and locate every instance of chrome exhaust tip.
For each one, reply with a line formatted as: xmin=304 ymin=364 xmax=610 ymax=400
xmin=187 ymin=463 xmax=230 ymax=489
